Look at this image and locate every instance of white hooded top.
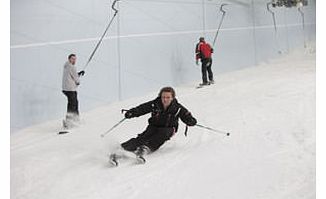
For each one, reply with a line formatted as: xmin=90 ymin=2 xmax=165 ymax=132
xmin=62 ymin=61 xmax=80 ymax=91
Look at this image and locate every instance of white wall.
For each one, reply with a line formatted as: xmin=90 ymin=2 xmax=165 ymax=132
xmin=10 ymin=0 xmax=316 ymax=132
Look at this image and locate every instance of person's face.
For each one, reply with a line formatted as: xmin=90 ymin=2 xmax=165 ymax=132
xmin=161 ymin=92 xmax=173 ymax=108
xmin=69 ymin=56 xmax=76 ymax=65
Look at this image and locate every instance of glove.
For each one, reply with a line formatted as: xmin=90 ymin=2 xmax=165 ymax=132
xmin=196 ymin=60 xmax=199 ymax=65
xmin=78 ymin=70 xmax=85 ymax=76
xmin=187 ymin=117 xmax=197 ymax=126
xmin=185 ymin=113 xmax=197 ymax=126
xmin=124 ymin=111 xmax=134 ymax=119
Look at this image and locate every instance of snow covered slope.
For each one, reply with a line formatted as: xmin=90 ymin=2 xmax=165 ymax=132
xmin=11 ymin=49 xmax=315 ymax=199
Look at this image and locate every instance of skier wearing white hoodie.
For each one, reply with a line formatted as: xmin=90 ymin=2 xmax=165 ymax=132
xmin=62 ymin=54 xmax=85 ymax=127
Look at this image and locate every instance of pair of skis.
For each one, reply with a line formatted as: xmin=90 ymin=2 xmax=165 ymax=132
xmin=58 ymin=118 xmax=80 ymax=135
xmin=108 ymin=147 xmax=149 ymax=167
xmin=196 ymin=81 xmax=214 ymax=89
xmin=58 ymin=120 xmax=72 ymax=135
xmin=108 ymin=145 xmax=150 ymax=167
xmin=109 ymin=152 xmax=146 ymax=167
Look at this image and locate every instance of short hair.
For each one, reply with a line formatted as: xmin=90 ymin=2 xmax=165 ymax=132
xmin=68 ymin=54 xmax=76 ymax=59
xmin=199 ymin=37 xmax=205 ymax=42
xmin=159 ymin=87 xmax=176 ymax=98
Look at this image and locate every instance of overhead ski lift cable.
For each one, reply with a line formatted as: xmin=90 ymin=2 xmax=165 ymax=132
xmin=83 ymin=0 xmax=120 ymax=71
xmin=212 ymin=3 xmax=228 ymax=47
xmin=267 ymin=2 xmax=282 ymax=54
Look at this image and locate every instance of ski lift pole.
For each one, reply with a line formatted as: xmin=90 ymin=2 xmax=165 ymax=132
xmin=267 ymin=2 xmax=281 ymax=54
xmin=212 ymin=4 xmax=228 ymax=47
xmin=267 ymin=2 xmax=277 ymax=33
xmin=298 ymin=6 xmax=307 ymax=48
xmin=195 ymin=124 xmax=230 ymax=136
xmin=83 ymin=0 xmax=120 ymax=71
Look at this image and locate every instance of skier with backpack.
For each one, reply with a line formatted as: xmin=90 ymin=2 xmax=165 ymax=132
xmin=195 ymin=37 xmax=214 ymax=87
xmin=109 ymin=87 xmax=197 ymax=166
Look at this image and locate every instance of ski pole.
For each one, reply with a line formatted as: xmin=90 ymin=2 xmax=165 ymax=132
xmin=100 ymin=118 xmax=126 ymax=138
xmin=212 ymin=3 xmax=228 ymax=47
xmin=83 ymin=0 xmax=120 ymax=71
xmin=195 ymin=124 xmax=230 ymax=136
xmin=100 ymin=109 xmax=128 ymax=138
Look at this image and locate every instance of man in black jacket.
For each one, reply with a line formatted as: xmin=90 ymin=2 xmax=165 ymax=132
xmin=112 ymin=87 xmax=197 ymax=164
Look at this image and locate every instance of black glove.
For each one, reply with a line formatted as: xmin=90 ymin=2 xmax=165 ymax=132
xmin=124 ymin=111 xmax=134 ymax=119
xmin=187 ymin=117 xmax=197 ymax=126
xmin=185 ymin=113 xmax=197 ymax=126
xmin=78 ymin=70 xmax=85 ymax=76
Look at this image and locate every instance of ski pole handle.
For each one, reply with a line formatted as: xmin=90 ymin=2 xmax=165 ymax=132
xmin=121 ymin=109 xmax=129 ymax=114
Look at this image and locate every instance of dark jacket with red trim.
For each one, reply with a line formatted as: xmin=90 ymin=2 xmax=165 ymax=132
xmin=126 ymin=97 xmax=197 ymax=131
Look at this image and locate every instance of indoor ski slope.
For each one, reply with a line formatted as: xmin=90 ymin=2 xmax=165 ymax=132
xmin=11 ymin=48 xmax=315 ymax=199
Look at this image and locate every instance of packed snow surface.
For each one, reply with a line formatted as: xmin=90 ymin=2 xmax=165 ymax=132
xmin=11 ymin=49 xmax=315 ymax=199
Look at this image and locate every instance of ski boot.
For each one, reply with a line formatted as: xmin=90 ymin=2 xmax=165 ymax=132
xmin=134 ymin=145 xmax=150 ymax=164
xmin=62 ymin=113 xmax=80 ymax=129
xmin=198 ymin=82 xmax=210 ymax=88
xmin=109 ymin=153 xmax=119 ymax=167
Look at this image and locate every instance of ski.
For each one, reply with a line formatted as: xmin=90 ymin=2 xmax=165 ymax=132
xmin=108 ymin=148 xmax=147 ymax=167
xmin=135 ymin=155 xmax=146 ymax=164
xmin=108 ymin=154 xmax=146 ymax=167
xmin=58 ymin=118 xmax=80 ymax=135
xmin=109 ymin=154 xmax=119 ymax=167
xmin=196 ymin=83 xmax=210 ymax=89
xmin=58 ymin=131 xmax=70 ymax=135
xmin=108 ymin=153 xmax=146 ymax=167
xmin=196 ymin=80 xmax=215 ymax=89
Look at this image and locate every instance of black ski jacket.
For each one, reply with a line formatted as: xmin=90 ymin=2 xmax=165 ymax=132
xmin=127 ymin=97 xmax=197 ymax=131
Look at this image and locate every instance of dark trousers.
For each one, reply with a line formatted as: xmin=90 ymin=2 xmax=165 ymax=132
xmin=121 ymin=125 xmax=175 ymax=152
xmin=62 ymin=91 xmax=79 ymax=115
xmin=201 ymin=58 xmax=213 ymax=83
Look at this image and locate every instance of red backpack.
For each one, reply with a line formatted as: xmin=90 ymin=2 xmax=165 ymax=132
xmin=197 ymin=42 xmax=213 ymax=59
